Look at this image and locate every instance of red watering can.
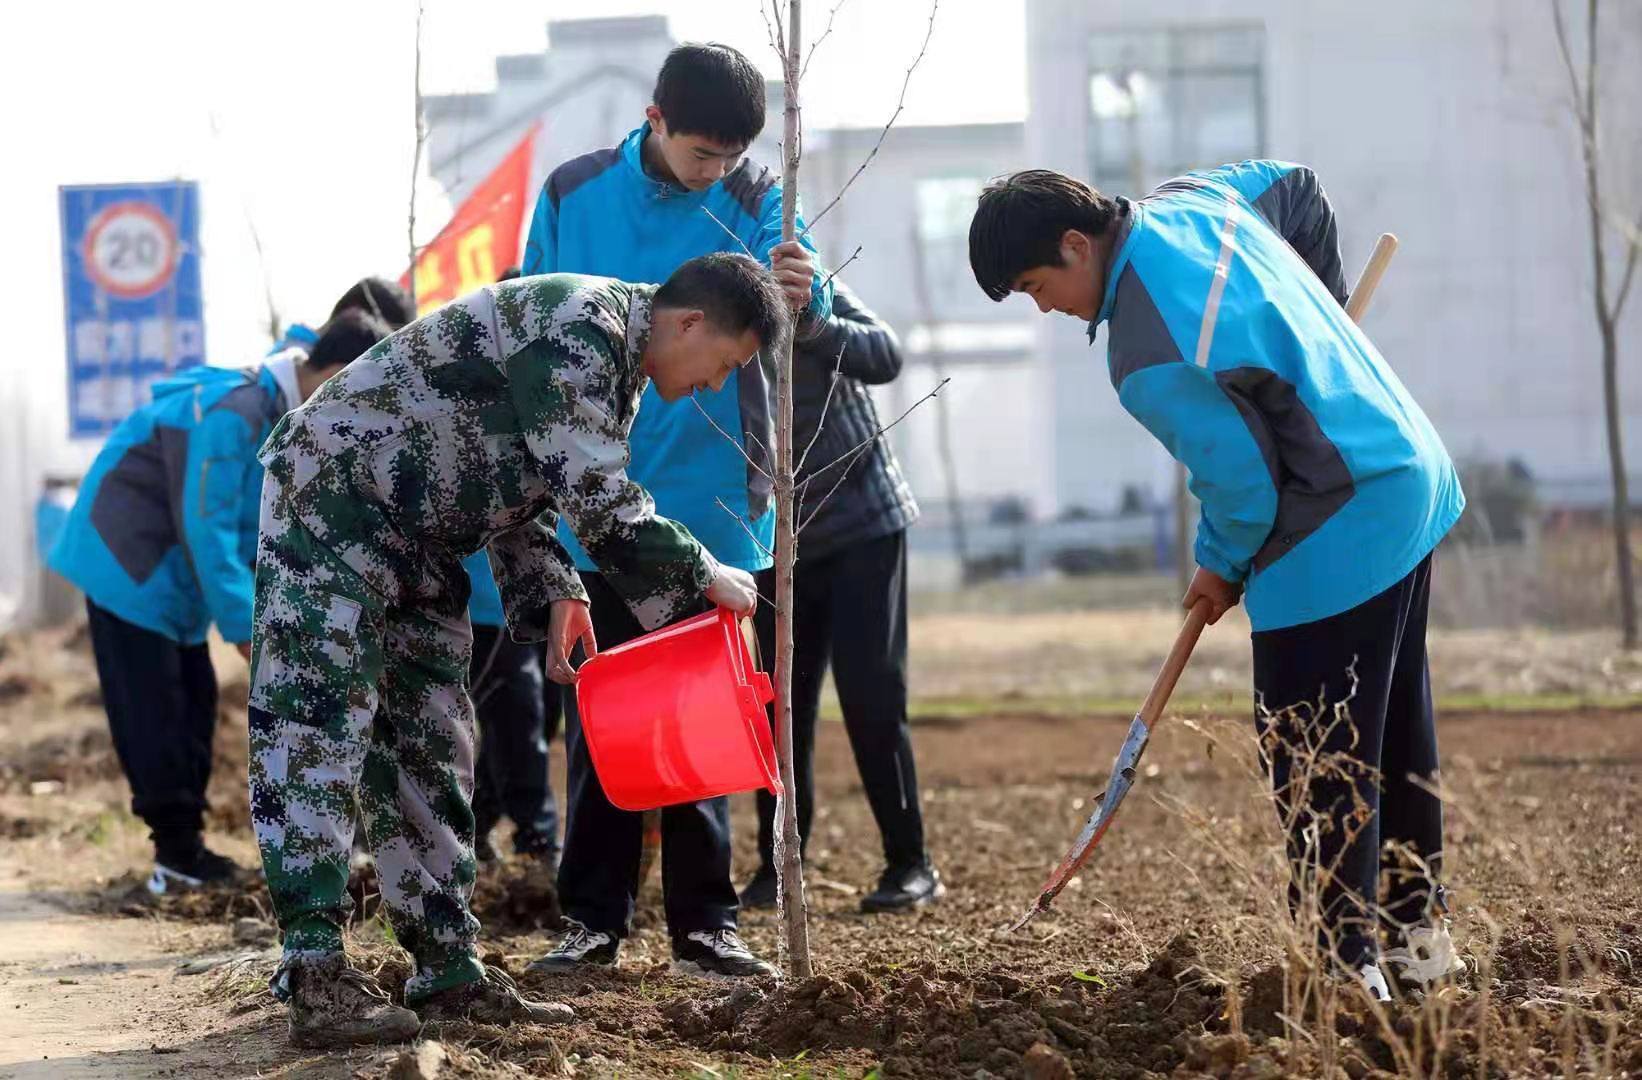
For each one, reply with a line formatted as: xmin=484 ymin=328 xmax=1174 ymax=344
xmin=575 ymin=607 xmax=782 ymax=811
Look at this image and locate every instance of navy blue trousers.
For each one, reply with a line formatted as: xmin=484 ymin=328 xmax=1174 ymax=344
xmin=1251 ymin=554 xmax=1446 ymax=967
xmin=468 ymin=623 xmax=560 ymax=854
xmin=85 ymin=599 xmax=218 ymax=860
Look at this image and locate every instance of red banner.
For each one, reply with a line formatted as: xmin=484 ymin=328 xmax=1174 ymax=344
xmin=406 ymin=124 xmax=537 ymax=315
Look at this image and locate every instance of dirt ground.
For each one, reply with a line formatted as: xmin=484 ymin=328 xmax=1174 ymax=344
xmin=2 ymin=618 xmax=1640 ymax=1079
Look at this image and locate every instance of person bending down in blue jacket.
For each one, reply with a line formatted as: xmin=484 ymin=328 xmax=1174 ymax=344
xmin=50 ymin=302 xmax=401 ymax=894
xmin=968 ymin=163 xmax=1468 ymax=1001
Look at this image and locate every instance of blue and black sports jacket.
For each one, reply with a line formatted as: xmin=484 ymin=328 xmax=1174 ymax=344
xmin=524 ymin=120 xmax=832 ymax=573
xmin=1092 ymin=161 xmax=1464 ymax=630
xmin=49 ymin=359 xmax=298 ymax=644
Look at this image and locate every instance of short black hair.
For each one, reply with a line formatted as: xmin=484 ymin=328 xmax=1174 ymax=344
xmin=969 ymin=170 xmax=1121 ymax=301
xmin=305 ymin=310 xmax=391 ymax=371
xmin=653 ymin=43 xmax=766 ymax=147
xmin=330 ymin=277 xmax=415 ymax=330
xmin=655 ymin=253 xmax=789 ymax=350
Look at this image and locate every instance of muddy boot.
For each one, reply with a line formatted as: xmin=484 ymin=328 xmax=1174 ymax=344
xmin=281 ymin=953 xmax=422 ymax=1049
xmin=416 ymin=965 xmax=574 ymax=1026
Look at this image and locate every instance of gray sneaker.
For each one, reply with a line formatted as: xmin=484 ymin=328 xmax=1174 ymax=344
xmin=416 ymin=965 xmax=574 ymax=1026
xmin=283 ymin=953 xmax=422 ymax=1049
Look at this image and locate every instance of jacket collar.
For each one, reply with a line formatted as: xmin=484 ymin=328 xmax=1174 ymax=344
xmin=620 ymin=121 xmax=717 ymax=207
xmin=625 ymin=284 xmax=657 ymax=364
xmin=262 ymin=347 xmax=305 ymax=412
xmin=1089 ymin=196 xmax=1140 ymax=341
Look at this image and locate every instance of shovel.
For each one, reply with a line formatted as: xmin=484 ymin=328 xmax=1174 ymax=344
xmin=1008 ymin=232 xmax=1401 ymax=933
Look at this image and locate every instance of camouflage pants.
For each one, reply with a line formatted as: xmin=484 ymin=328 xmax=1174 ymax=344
xmin=248 ymin=466 xmax=482 ymax=1003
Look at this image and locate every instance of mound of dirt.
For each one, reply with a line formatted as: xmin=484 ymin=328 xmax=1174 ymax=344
xmin=652 ymin=932 xmax=1224 ymax=1079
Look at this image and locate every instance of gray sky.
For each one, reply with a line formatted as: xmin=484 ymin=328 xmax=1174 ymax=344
xmin=1 ymin=0 xmax=1024 ymax=452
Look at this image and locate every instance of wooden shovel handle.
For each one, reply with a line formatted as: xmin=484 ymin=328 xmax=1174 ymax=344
xmin=1137 ymin=599 xmax=1212 ymax=727
xmin=1345 ymin=233 xmax=1398 ymax=323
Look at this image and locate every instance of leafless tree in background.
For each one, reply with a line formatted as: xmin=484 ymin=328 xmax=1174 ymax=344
xmin=1552 ymin=0 xmax=1641 ymax=648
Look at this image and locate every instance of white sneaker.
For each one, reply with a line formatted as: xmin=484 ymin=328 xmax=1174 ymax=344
xmin=1356 ymin=961 xmax=1392 ymax=1002
xmin=1383 ymin=922 xmax=1466 ymax=989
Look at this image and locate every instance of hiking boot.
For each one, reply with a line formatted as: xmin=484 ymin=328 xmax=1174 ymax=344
xmin=1384 ymin=921 xmax=1467 ymax=990
xmin=671 ymin=929 xmax=777 ymax=978
xmin=738 ymin=866 xmax=779 ymax=910
xmin=527 ymin=919 xmax=619 ymax=974
xmin=283 ymin=953 xmax=422 ymax=1049
xmin=860 ymin=860 xmax=946 ymax=913
xmin=416 ymin=965 xmax=573 ymax=1026
xmin=147 ymin=847 xmax=254 ymax=896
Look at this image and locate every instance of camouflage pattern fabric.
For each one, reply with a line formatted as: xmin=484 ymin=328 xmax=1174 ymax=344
xmin=248 ymin=274 xmax=719 ymax=1001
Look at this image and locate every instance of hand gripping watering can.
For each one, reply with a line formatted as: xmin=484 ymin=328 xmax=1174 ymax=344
xmin=575 ymin=607 xmax=782 ymax=811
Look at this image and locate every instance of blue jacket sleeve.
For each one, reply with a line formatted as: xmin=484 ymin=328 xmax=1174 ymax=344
xmin=1117 ymin=363 xmax=1279 ymax=584
xmin=1199 ymin=160 xmax=1347 ymax=305
xmin=521 ymin=184 xmax=558 ymax=276
xmin=749 ymin=186 xmax=833 ymax=334
xmin=180 ymin=411 xmax=258 ymax=643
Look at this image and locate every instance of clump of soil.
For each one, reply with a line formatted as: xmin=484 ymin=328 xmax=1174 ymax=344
xmin=471 ymin=858 xmax=563 ymax=936
xmin=651 ymin=933 xmax=1222 ymax=1079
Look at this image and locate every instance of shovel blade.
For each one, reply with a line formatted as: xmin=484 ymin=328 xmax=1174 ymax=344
xmin=1008 ymin=714 xmax=1153 ymax=932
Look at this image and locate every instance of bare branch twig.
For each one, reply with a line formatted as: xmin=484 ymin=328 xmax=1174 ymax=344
xmin=817 ymin=245 xmax=863 ymax=295
xmin=1613 ymin=239 xmax=1640 ymax=326
xmin=716 ymin=498 xmax=777 ymax=561
xmin=701 ymin=206 xmax=758 ymax=259
xmin=800 ymin=0 xmax=940 ymax=237
xmin=795 ymin=343 xmax=847 ymax=476
xmin=797 ymin=377 xmax=951 ymax=534
xmin=690 ymin=393 xmax=772 ymax=481
xmin=801 ymin=0 xmax=850 ymax=80
xmin=408 ymin=0 xmax=426 ymax=311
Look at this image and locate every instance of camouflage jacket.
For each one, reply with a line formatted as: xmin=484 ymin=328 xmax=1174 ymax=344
xmin=258 ymin=274 xmax=719 ymax=637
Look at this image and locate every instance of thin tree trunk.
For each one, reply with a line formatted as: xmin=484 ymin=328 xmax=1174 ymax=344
xmin=909 ymin=225 xmax=970 ymax=572
xmin=775 ymin=0 xmax=813 ymax=978
xmin=408 ymin=0 xmax=425 ymax=311
xmin=1600 ymin=319 xmax=1637 ymax=645
xmin=1573 ymin=0 xmax=1637 ymax=646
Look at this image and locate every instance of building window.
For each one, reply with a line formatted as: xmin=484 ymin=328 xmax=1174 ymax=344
xmin=913 ymin=176 xmax=987 ymax=311
xmin=1086 ymin=26 xmax=1265 ymax=196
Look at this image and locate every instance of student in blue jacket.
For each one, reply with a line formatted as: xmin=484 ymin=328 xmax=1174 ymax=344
xmin=50 ymin=308 xmax=396 ymax=894
xmin=968 ymin=163 xmax=1467 ymax=1000
xmin=521 ymin=42 xmax=831 ymax=980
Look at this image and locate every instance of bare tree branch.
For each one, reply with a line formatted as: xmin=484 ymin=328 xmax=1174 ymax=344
xmin=795 ymin=342 xmax=847 ymax=476
xmin=801 ymin=0 xmax=850 ymax=80
xmin=800 ymin=0 xmax=940 ymax=237
xmin=1550 ymin=0 xmax=1591 ymax=136
xmin=817 ymin=244 xmax=863 ymax=295
xmin=408 ymin=0 xmax=427 ymax=311
xmin=1613 ymin=238 xmax=1640 ymax=325
xmin=701 ymin=206 xmax=759 ymax=259
xmin=690 ymin=393 xmax=772 ymax=481
xmin=797 ymin=377 xmax=951 ymax=534
xmin=716 ymin=497 xmax=777 ymax=561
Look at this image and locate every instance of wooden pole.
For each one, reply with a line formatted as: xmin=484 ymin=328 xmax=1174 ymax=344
xmin=775 ymin=0 xmax=813 ymax=978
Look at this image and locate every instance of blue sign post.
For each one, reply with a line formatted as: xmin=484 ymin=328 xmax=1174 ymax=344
xmin=59 ymin=182 xmax=205 ymax=438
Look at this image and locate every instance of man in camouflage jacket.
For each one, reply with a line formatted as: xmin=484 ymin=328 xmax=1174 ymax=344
xmin=248 ymin=255 xmax=785 ymax=1048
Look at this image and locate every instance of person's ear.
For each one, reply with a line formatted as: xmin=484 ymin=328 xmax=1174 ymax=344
xmin=1061 ymin=228 xmax=1092 ymax=266
xmin=645 ymin=104 xmax=665 ymax=134
xmin=678 ymin=309 xmax=705 ymax=336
